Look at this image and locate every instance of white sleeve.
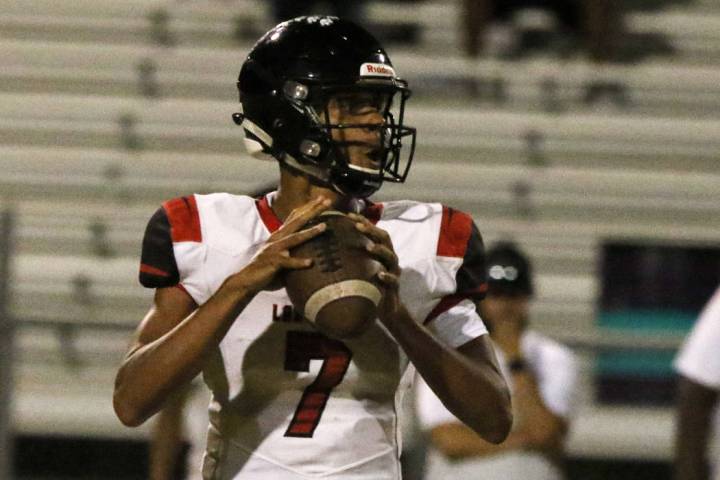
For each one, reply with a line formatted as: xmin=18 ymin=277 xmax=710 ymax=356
xmin=415 ymin=374 xmax=458 ymax=430
xmin=425 ymin=299 xmax=488 ymax=348
xmin=420 ymin=207 xmax=489 ymax=348
xmin=538 ymin=349 xmax=579 ymax=420
xmin=525 ymin=333 xmax=579 ymax=420
xmin=674 ymin=288 xmax=720 ymax=389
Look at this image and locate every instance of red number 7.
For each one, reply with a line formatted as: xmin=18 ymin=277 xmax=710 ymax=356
xmin=284 ymin=331 xmax=352 ymax=438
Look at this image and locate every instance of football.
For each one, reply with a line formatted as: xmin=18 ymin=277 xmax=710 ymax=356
xmin=284 ymin=211 xmax=385 ymax=339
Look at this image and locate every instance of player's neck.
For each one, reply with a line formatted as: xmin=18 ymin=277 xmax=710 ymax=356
xmin=272 ymin=168 xmax=340 ymax=222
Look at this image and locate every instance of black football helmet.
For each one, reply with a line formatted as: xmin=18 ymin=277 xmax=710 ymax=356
xmin=233 ymin=16 xmax=416 ymax=198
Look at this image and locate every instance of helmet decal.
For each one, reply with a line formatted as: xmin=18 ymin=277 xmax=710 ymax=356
xmin=360 ymin=63 xmax=396 ymax=78
xmin=305 ymin=15 xmax=338 ymax=26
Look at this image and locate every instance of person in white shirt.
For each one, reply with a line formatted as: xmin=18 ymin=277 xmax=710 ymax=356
xmin=417 ymin=241 xmax=579 ymax=480
xmin=674 ymin=286 xmax=720 ymax=480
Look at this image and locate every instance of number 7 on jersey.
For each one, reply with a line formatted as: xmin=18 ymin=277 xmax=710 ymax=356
xmin=284 ymin=331 xmax=353 ymax=437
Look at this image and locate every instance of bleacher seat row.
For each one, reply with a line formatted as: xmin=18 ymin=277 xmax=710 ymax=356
xmin=0 ymin=0 xmax=718 ymax=461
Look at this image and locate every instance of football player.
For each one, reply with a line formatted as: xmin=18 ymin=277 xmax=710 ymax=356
xmin=113 ymin=16 xmax=511 ymax=479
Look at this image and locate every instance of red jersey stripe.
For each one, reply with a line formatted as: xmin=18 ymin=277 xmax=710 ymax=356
xmin=363 ymin=202 xmax=384 ymax=224
xmin=423 ymin=284 xmax=487 ymax=325
xmin=163 ymin=196 xmax=202 ymax=243
xmin=256 ymin=195 xmax=282 ymax=233
xmin=437 ymin=207 xmax=473 ymax=258
xmin=140 ymin=263 xmax=169 ymax=277
xmin=424 ymin=294 xmax=467 ymax=325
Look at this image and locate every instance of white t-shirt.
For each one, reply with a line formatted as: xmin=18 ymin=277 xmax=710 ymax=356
xmin=416 ymin=330 xmax=578 ymax=480
xmin=674 ymin=287 xmax=720 ymax=480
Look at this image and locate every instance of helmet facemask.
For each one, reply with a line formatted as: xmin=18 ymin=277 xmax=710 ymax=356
xmin=286 ymin=81 xmax=416 ymax=198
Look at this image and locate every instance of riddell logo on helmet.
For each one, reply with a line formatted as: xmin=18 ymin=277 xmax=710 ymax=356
xmin=360 ymin=63 xmax=395 ymax=78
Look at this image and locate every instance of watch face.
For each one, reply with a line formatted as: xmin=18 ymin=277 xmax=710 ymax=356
xmin=509 ymin=358 xmax=527 ymax=372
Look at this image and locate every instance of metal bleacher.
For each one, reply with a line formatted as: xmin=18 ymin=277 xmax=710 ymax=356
xmin=2 ymin=0 xmax=720 ymax=463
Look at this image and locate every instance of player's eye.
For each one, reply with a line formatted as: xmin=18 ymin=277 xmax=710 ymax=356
xmin=337 ymin=93 xmax=391 ymax=116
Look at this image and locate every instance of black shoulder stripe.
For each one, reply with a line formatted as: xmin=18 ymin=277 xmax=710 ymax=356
xmin=139 ymin=207 xmax=180 ymax=288
xmin=455 ymin=222 xmax=487 ymax=299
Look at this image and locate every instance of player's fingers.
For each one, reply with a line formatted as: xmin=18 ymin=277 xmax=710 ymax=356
xmin=282 ymin=196 xmax=333 ymax=234
xmin=348 ymin=213 xmax=392 ymax=246
xmin=276 ymin=222 xmax=327 ymax=249
xmin=278 ymin=254 xmax=313 ymax=270
xmin=347 ymin=212 xmax=371 ymax=226
xmin=365 ymin=242 xmax=399 ymax=274
xmin=377 ymin=270 xmax=399 ymax=288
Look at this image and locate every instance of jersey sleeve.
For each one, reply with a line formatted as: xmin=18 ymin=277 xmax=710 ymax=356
xmin=453 ymin=221 xmax=488 ymax=299
xmin=674 ymin=287 xmax=720 ymax=389
xmin=423 ymin=207 xmax=489 ymax=348
xmin=139 ymin=206 xmax=180 ymax=288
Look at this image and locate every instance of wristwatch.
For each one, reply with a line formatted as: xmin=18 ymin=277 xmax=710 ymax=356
xmin=508 ymin=357 xmax=527 ymax=373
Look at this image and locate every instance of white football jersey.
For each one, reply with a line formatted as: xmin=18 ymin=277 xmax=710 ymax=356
xmin=139 ymin=192 xmax=489 ymax=479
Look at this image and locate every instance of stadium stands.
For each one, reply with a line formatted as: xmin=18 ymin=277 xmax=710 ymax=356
xmin=2 ymin=0 xmax=719 ymax=469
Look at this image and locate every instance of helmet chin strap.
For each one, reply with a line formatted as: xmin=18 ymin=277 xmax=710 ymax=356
xmin=281 ymin=152 xmax=381 ymax=199
xmin=281 ymin=153 xmax=331 ymax=184
xmin=335 ymin=197 xmax=366 ymax=214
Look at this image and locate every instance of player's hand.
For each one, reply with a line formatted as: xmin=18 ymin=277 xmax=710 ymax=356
xmin=231 ymin=196 xmax=332 ymax=294
xmin=347 ymin=212 xmax=403 ymax=320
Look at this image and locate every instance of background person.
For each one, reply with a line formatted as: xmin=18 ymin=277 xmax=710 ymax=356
xmin=417 ymin=241 xmax=579 ymax=480
xmin=674 ymin=286 xmax=720 ymax=480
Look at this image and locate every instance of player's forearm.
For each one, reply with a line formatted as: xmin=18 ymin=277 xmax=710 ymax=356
xmin=510 ymin=371 xmax=565 ymax=451
xmin=114 ymin=277 xmax=254 ymax=426
xmin=381 ymin=307 xmax=511 ymax=443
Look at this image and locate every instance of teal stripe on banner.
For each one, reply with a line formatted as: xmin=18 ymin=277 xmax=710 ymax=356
xmin=597 ymin=310 xmax=696 ymax=377
xmin=596 ymin=351 xmax=678 ymax=377
xmin=598 ymin=310 xmax=696 ymax=333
